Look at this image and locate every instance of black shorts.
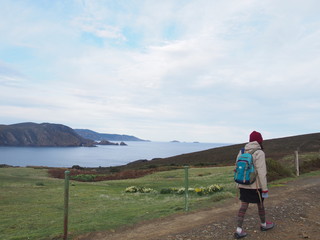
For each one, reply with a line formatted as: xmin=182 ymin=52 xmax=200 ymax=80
xmin=239 ymin=188 xmax=264 ymax=203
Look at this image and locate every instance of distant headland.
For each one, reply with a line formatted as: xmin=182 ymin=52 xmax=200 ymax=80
xmin=74 ymin=129 xmax=148 ymax=142
xmin=0 ymin=122 xmax=147 ymax=147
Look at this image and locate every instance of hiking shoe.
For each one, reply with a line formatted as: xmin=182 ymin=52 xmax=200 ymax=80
xmin=260 ymin=221 xmax=275 ymax=231
xmin=234 ymin=230 xmax=247 ymax=239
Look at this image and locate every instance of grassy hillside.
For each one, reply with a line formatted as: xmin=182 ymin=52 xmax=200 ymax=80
xmin=43 ymin=132 xmax=320 ymax=184
xmin=124 ymin=132 xmax=320 ymax=169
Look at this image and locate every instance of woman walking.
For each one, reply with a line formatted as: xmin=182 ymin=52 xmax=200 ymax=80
xmin=234 ymin=131 xmax=275 ymax=239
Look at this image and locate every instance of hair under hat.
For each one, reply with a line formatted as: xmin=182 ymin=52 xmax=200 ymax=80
xmin=249 ymin=131 xmax=263 ymax=143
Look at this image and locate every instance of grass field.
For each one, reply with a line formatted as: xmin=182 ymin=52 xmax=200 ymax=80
xmin=2 ymin=165 xmax=319 ymax=240
xmin=0 ymin=166 xmax=236 ymax=240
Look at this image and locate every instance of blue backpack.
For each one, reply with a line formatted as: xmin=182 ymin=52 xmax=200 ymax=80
xmin=234 ymin=148 xmax=257 ymax=185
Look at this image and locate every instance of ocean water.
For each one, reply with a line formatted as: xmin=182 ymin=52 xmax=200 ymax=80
xmin=0 ymin=141 xmax=228 ymax=168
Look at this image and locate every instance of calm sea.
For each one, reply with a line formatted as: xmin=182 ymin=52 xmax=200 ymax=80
xmin=0 ymin=141 xmax=228 ymax=168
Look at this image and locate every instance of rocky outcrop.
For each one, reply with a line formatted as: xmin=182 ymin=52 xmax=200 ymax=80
xmin=96 ymin=140 xmax=128 ymax=146
xmin=97 ymin=140 xmax=119 ymax=145
xmin=0 ymin=122 xmax=95 ymax=147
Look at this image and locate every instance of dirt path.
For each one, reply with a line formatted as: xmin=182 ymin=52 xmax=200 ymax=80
xmin=74 ymin=175 xmax=320 ymax=240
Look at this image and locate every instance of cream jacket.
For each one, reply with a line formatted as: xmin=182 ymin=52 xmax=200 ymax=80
xmin=236 ymin=141 xmax=268 ymax=191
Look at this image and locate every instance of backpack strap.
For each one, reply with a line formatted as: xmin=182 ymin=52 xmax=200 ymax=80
xmin=251 ymin=149 xmax=263 ymax=204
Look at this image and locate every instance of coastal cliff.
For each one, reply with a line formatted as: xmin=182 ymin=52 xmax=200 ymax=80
xmin=0 ymin=122 xmax=94 ymax=147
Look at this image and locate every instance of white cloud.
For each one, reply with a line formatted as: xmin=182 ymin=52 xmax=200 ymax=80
xmin=0 ymin=0 xmax=320 ymax=142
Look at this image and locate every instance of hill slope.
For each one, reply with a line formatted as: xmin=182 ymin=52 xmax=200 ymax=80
xmin=0 ymin=122 xmax=94 ymax=147
xmin=125 ymin=132 xmax=320 ymax=168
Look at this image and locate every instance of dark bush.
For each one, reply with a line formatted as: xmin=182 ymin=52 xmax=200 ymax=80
xmin=266 ymin=158 xmax=293 ymax=181
xmin=71 ymin=174 xmax=96 ymax=182
xmin=160 ymin=188 xmax=173 ymax=194
xmin=195 ymin=163 xmax=205 ymax=167
xmin=110 ymin=167 xmax=120 ymax=173
xmin=48 ymin=167 xmax=158 ymax=182
xmin=148 ymin=165 xmax=158 ymax=169
xmin=300 ymin=157 xmax=320 ymax=173
xmin=72 ymin=165 xmax=83 ymax=170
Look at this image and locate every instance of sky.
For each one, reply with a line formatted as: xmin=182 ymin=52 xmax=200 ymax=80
xmin=0 ymin=0 xmax=320 ymax=143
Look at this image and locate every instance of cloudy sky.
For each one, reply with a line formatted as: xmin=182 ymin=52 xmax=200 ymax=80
xmin=0 ymin=0 xmax=319 ymax=143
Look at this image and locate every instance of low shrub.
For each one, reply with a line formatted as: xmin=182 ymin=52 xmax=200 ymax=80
xmin=109 ymin=167 xmax=120 ymax=173
xmin=266 ymin=158 xmax=293 ymax=181
xmin=148 ymin=165 xmax=158 ymax=169
xmin=160 ymin=188 xmax=173 ymax=194
xmin=71 ymin=174 xmax=96 ymax=182
xmin=48 ymin=168 xmax=158 ymax=182
xmin=194 ymin=184 xmax=224 ymax=196
xmin=300 ymin=157 xmax=320 ymax=173
xmin=125 ymin=186 xmax=156 ymax=193
xmin=35 ymin=182 xmax=45 ymax=186
xmin=160 ymin=184 xmax=223 ymax=196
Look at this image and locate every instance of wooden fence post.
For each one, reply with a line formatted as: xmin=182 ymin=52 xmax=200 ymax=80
xmin=64 ymin=171 xmax=70 ymax=240
xmin=294 ymin=151 xmax=299 ymax=177
xmin=184 ymin=166 xmax=189 ymax=212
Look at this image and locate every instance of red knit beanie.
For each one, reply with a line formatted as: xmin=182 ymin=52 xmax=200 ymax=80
xmin=249 ymin=131 xmax=263 ymax=143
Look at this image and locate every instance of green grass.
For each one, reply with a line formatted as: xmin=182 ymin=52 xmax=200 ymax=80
xmin=0 ymin=166 xmax=235 ymax=240
xmin=1 ymin=166 xmax=319 ymax=240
